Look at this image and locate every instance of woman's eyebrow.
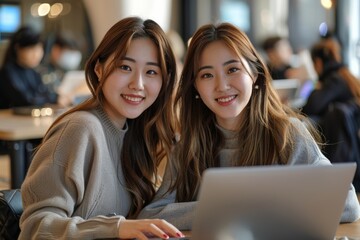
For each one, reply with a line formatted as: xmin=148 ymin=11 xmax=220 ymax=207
xmin=223 ymin=59 xmax=240 ymax=66
xmin=122 ymin=56 xmax=135 ymax=62
xmin=122 ymin=56 xmax=160 ymax=67
xmin=198 ymin=59 xmax=240 ymax=72
xmin=147 ymin=61 xmax=160 ymax=67
xmin=198 ymin=65 xmax=213 ymax=72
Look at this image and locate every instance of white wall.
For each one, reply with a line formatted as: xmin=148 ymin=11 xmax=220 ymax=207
xmin=82 ymin=0 xmax=171 ymax=47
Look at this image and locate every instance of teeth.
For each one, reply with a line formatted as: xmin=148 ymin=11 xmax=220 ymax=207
xmin=123 ymin=95 xmax=143 ymax=102
xmin=217 ymin=95 xmax=236 ymax=103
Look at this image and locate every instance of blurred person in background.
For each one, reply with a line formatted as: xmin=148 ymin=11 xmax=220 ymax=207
xmin=39 ymin=32 xmax=83 ymax=95
xmin=262 ymin=35 xmax=313 ymax=82
xmin=0 ymin=26 xmax=58 ymax=109
xmin=302 ymin=37 xmax=360 ymax=191
xmin=301 ymin=37 xmax=360 ymax=119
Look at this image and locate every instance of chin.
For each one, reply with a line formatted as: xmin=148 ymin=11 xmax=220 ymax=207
xmin=125 ymin=112 xmax=143 ymax=119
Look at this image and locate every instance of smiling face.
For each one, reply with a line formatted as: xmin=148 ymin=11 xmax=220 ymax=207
xmin=195 ymin=40 xmax=256 ymax=130
xmin=97 ymin=37 xmax=163 ymax=128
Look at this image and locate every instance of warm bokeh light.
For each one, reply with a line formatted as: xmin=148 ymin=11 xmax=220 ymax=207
xmin=38 ymin=3 xmax=51 ymax=17
xmin=30 ymin=3 xmax=41 ymax=17
xmin=321 ymin=0 xmax=333 ymax=9
xmin=61 ymin=3 xmax=72 ymax=16
xmin=49 ymin=3 xmax=63 ymax=18
xmin=30 ymin=2 xmax=71 ymax=18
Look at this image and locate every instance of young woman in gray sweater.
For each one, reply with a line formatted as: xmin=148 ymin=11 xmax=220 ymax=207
xmin=19 ymin=17 xmax=184 ymax=240
xmin=138 ymin=22 xmax=360 ymax=230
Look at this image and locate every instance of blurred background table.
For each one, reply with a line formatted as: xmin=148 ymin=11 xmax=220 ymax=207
xmin=0 ymin=109 xmax=56 ymax=188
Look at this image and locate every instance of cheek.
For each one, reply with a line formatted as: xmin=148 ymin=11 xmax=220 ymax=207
xmin=35 ymin=49 xmax=44 ymax=61
xmin=198 ymin=88 xmax=210 ymax=99
xmin=23 ymin=52 xmax=41 ymax=67
xmin=148 ymin=79 xmax=163 ymax=97
xmin=31 ymin=50 xmax=43 ymax=63
xmin=194 ymin=80 xmax=209 ymax=97
xmin=243 ymin=79 xmax=254 ymax=92
xmin=237 ymin=76 xmax=254 ymax=99
xmin=102 ymin=75 xmax=121 ymax=94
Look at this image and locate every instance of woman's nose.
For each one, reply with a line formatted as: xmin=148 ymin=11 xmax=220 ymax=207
xmin=128 ymin=72 xmax=144 ymax=90
xmin=215 ymin=73 xmax=230 ymax=92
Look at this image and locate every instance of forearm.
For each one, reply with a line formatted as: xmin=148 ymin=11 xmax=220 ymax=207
xmin=138 ymin=174 xmax=196 ymax=230
xmin=139 ymin=200 xmax=196 ymax=230
xmin=19 ymin=214 xmax=123 ymax=240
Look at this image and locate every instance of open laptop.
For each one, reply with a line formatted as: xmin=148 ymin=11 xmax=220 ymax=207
xmin=272 ymin=79 xmax=314 ymax=108
xmin=272 ymin=79 xmax=300 ymax=101
xmin=187 ymin=163 xmax=356 ymax=240
xmin=57 ymin=70 xmax=91 ymax=105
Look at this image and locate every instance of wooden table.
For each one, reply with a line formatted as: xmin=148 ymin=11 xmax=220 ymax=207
xmin=0 ymin=109 xmax=56 ymax=188
xmin=336 ymin=219 xmax=360 ymax=238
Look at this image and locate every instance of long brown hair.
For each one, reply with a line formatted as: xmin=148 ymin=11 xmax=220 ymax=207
xmin=172 ymin=22 xmax=319 ymax=202
xmin=43 ymin=17 xmax=177 ymax=218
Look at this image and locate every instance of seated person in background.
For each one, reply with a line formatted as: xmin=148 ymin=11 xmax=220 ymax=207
xmin=137 ymin=22 xmax=360 ymax=230
xmin=38 ymin=32 xmax=82 ymax=95
xmin=302 ymin=37 xmax=360 ymax=191
xmin=262 ymin=35 xmax=312 ymax=82
xmin=301 ymin=37 xmax=360 ymax=119
xmin=0 ymin=26 xmax=58 ymax=109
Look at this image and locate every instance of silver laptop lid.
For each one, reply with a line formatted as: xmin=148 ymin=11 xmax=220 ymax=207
xmin=192 ymin=163 xmax=356 ymax=240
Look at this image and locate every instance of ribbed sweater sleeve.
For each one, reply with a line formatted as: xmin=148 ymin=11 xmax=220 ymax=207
xmin=137 ymin=161 xmax=196 ymax=230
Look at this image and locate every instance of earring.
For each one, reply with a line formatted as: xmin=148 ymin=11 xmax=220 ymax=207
xmin=254 ymin=85 xmax=259 ymax=90
xmin=195 ymin=95 xmax=200 ymax=99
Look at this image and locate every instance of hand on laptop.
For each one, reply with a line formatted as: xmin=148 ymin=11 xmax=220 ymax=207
xmin=118 ymin=219 xmax=185 ymax=240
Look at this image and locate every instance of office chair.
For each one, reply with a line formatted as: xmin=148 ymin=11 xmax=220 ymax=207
xmin=319 ymin=100 xmax=360 ymax=191
xmin=0 ymin=189 xmax=22 ymax=240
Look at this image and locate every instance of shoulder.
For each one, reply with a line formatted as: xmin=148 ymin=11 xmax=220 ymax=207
xmin=46 ymin=110 xmax=103 ymax=141
xmin=322 ymin=71 xmax=346 ymax=86
xmin=37 ymin=110 xmax=106 ymax=167
xmin=288 ymin=117 xmax=308 ymax=132
xmin=288 ymin=117 xmax=317 ymax=143
xmin=287 ymin=117 xmax=329 ymax=165
xmin=63 ymin=110 xmax=101 ymax=126
xmin=288 ymin=117 xmax=314 ymax=146
xmin=1 ymin=62 xmax=17 ymax=76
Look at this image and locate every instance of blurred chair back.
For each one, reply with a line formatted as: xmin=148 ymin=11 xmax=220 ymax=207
xmin=319 ymin=100 xmax=360 ymax=191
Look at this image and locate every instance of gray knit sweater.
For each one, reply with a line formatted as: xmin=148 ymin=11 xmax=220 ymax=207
xmin=138 ymin=118 xmax=360 ymax=230
xmin=19 ymin=106 xmax=130 ymax=239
